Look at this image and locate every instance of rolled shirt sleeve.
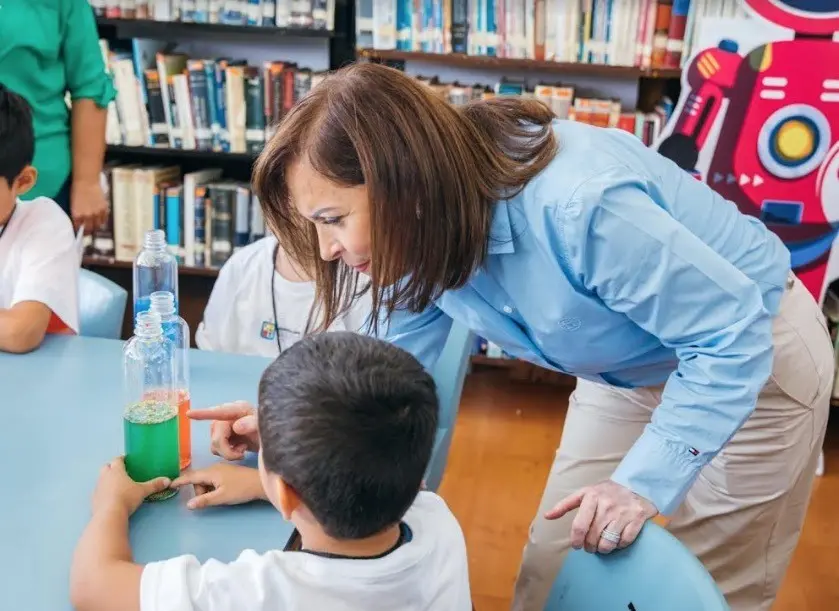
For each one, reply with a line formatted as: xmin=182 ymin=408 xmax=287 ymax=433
xmin=378 ymin=302 xmax=454 ymax=373
xmin=557 ymin=165 xmax=775 ymax=515
xmin=61 ymin=0 xmax=117 ymax=106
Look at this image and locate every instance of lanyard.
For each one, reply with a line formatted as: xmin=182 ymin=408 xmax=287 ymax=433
xmin=0 ymin=204 xmax=16 ymax=243
xmin=270 ymin=242 xmax=282 ymax=354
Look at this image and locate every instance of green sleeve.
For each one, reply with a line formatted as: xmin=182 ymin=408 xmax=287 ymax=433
xmin=61 ymin=0 xmax=117 ymax=106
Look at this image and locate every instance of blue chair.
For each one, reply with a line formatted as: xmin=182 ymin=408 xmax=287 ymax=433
xmin=544 ymin=522 xmax=730 ymax=611
xmin=425 ymin=321 xmax=475 ymax=492
xmin=78 ymin=268 xmax=128 ymax=339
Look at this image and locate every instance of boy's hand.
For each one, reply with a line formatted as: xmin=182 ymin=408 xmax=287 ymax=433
xmin=92 ymin=457 xmax=172 ymax=516
xmin=188 ymin=401 xmax=260 ymax=460
xmin=171 ymin=464 xmax=267 ymax=510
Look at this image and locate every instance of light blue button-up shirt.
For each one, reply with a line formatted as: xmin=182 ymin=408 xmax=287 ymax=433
xmin=382 ymin=119 xmax=791 ymax=515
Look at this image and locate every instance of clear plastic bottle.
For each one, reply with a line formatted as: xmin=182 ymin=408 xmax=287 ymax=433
xmin=149 ymin=291 xmax=192 ymax=470
xmin=133 ymin=229 xmax=179 ymax=323
xmin=123 ymin=310 xmax=180 ymax=501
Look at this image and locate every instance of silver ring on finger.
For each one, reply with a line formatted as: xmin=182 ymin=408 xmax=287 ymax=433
xmin=600 ymin=526 xmax=622 ymax=545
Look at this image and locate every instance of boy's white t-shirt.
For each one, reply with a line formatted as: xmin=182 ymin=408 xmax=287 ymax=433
xmin=140 ymin=491 xmax=472 ymax=611
xmin=0 ymin=197 xmax=79 ymax=333
xmin=195 ymin=236 xmax=372 ymax=357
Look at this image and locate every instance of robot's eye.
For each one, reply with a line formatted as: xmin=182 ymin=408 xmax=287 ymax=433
xmin=758 ymin=104 xmax=831 ymax=179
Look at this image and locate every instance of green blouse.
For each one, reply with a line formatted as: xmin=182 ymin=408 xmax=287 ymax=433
xmin=0 ymin=0 xmax=116 ymax=199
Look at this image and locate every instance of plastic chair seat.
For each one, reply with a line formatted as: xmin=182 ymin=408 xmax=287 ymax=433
xmin=78 ymin=268 xmax=128 ymax=339
xmin=545 ymin=522 xmax=730 ymax=611
xmin=424 ymin=322 xmax=474 ymax=492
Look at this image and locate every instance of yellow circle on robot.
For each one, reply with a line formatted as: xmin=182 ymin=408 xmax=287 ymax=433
xmin=774 ymin=119 xmax=815 ymax=163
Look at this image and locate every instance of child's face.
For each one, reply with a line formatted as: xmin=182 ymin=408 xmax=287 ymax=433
xmin=0 ymin=166 xmax=36 ymax=219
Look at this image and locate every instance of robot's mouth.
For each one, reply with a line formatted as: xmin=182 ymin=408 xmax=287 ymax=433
xmin=778 ymin=0 xmax=839 ymax=15
xmin=784 ymin=230 xmax=839 ymax=269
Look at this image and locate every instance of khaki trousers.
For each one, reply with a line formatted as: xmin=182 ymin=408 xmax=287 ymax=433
xmin=511 ymin=274 xmax=833 ymax=611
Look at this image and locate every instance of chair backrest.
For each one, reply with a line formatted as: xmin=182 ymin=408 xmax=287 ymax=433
xmin=424 ymin=321 xmax=474 ymax=491
xmin=78 ymin=269 xmax=128 ymax=339
xmin=544 ymin=522 xmax=730 ymax=611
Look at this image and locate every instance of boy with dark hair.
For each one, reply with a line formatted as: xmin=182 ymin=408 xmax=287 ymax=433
xmin=0 ymin=84 xmax=79 ymax=352
xmin=70 ymin=332 xmax=472 ymax=611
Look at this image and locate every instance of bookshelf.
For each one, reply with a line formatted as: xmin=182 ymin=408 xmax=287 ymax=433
xmin=96 ymin=17 xmax=341 ymax=40
xmin=358 ymin=49 xmax=682 ymax=80
xmin=106 ymin=144 xmax=254 ymax=163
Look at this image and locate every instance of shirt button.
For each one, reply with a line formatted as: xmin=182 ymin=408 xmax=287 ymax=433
xmin=502 ymin=305 xmax=513 ymax=314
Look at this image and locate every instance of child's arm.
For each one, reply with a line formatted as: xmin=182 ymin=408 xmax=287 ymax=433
xmin=0 ymin=302 xmax=52 ymax=353
xmin=171 ymin=463 xmax=267 ymax=509
xmin=70 ymin=458 xmax=172 ymax=611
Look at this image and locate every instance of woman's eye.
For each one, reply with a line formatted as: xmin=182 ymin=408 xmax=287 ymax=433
xmin=322 ymin=216 xmax=343 ymax=226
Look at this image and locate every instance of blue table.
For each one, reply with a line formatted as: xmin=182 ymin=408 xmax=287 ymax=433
xmin=2 ymin=335 xmax=295 ymax=611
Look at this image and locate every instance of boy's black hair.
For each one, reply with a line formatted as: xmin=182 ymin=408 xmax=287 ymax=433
xmin=258 ymin=331 xmax=439 ymax=540
xmin=0 ymin=83 xmax=35 ymax=185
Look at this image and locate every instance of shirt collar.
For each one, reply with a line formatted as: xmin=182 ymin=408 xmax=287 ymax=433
xmin=487 ymin=201 xmax=516 ymax=255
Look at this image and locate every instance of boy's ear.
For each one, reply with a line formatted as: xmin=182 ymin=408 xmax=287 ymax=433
xmin=13 ymin=166 xmax=37 ymax=197
xmin=276 ymin=477 xmax=303 ymax=521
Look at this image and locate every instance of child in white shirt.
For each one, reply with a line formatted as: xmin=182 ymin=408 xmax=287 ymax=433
xmin=0 ymin=85 xmax=79 ymax=353
xmin=70 ymin=332 xmax=472 ymax=611
xmin=195 ymin=235 xmax=372 ymax=357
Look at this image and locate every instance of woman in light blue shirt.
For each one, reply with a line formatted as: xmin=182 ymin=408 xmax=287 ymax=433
xmin=253 ymin=63 xmax=832 ymax=611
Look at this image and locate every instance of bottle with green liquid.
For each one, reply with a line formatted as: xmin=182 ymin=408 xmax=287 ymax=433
xmin=123 ymin=310 xmax=180 ymax=502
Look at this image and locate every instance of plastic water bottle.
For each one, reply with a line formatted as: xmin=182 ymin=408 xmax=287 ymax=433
xmin=122 ymin=311 xmax=179 ymax=501
xmin=133 ymin=229 xmax=179 ymax=323
xmin=149 ymin=291 xmax=192 ymax=470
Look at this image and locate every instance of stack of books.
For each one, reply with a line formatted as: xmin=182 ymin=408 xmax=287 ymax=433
xmin=85 ymin=163 xmax=266 ymax=270
xmin=357 ymin=0 xmax=747 ymax=69
xmin=99 ymin=39 xmax=325 ymax=152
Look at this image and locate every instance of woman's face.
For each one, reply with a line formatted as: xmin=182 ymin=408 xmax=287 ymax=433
xmin=287 ymin=159 xmax=373 ymax=275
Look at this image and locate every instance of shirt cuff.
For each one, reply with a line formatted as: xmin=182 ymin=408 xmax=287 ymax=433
xmin=71 ymin=78 xmax=118 ymax=109
xmin=610 ymin=427 xmax=707 ymax=516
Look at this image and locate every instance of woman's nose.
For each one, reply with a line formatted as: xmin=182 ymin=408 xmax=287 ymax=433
xmin=319 ymin=238 xmax=343 ymax=262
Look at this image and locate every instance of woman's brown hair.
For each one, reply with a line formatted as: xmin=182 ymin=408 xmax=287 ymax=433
xmin=252 ymin=62 xmax=557 ymax=335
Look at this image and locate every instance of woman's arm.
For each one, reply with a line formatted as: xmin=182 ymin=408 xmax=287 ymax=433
xmin=378 ymin=302 xmax=455 ymax=373
xmin=61 ymin=0 xmax=117 ymax=231
xmin=560 ymin=164 xmax=778 ymax=516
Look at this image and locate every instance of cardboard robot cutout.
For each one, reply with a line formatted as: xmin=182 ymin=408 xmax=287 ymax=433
xmin=656 ymin=0 xmax=839 ymax=303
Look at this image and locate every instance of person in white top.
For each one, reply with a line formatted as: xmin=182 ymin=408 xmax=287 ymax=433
xmin=0 ymin=85 xmax=79 ymax=353
xmin=70 ymin=332 xmax=472 ymax=611
xmin=195 ymin=235 xmax=372 ymax=357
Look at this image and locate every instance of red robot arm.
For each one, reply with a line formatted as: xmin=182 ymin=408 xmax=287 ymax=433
xmin=657 ymin=40 xmax=743 ymax=172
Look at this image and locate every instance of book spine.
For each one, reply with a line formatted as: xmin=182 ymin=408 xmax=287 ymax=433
xmin=194 ymin=185 xmax=208 ymax=268
xmin=245 ymin=68 xmax=266 ymax=154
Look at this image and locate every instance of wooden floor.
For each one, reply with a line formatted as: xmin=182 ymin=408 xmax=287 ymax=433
xmin=438 ymin=370 xmax=839 ymax=611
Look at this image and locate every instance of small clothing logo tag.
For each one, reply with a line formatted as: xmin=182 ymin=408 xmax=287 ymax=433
xmin=688 ymin=447 xmax=700 ymax=456
xmin=260 ymin=321 xmax=276 ymax=340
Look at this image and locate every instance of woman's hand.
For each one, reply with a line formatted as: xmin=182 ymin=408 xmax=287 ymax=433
xmin=187 ymin=400 xmax=259 ymax=460
xmin=545 ymin=480 xmax=658 ymax=554
xmin=70 ymin=179 xmax=109 ymax=234
xmin=171 ymin=464 xmax=267 ymax=510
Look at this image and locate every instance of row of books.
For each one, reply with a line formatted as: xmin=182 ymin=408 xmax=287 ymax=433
xmin=416 ymin=75 xmax=675 ymax=146
xmin=358 ymin=0 xmax=747 ymax=69
xmin=101 ymin=39 xmax=325 ymax=152
xmin=91 ymin=0 xmax=335 ymax=30
xmin=85 ymin=162 xmax=267 ymax=268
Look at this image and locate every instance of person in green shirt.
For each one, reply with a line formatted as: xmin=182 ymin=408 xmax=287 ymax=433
xmin=0 ymin=0 xmax=116 ymax=233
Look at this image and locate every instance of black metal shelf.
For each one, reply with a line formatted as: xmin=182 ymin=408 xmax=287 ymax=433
xmin=106 ymin=145 xmax=255 ymax=163
xmin=358 ymin=49 xmax=682 ymax=79
xmin=96 ymin=17 xmax=339 ymax=41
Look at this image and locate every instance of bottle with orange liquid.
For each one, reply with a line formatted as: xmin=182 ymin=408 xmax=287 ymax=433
xmin=149 ymin=291 xmax=192 ymax=470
